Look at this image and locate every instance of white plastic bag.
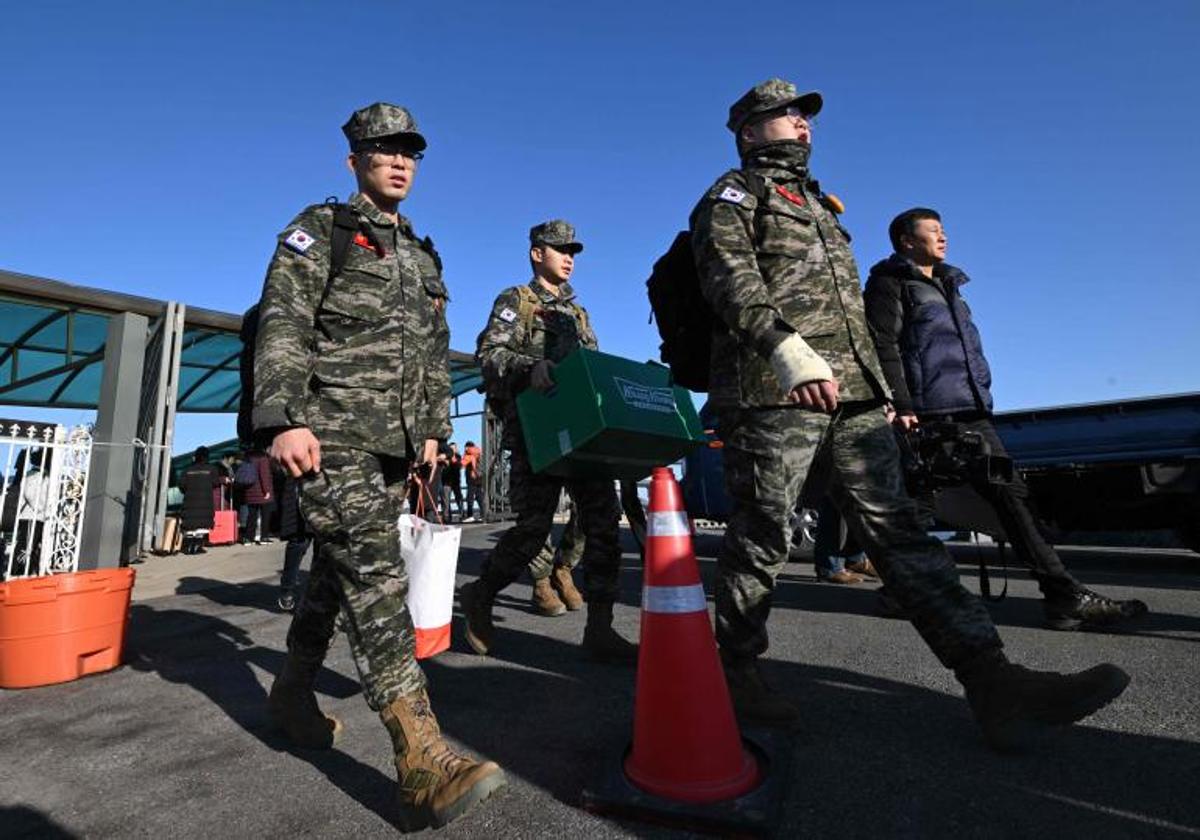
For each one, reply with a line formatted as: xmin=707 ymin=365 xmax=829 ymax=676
xmin=399 ymin=512 xmax=461 ymax=659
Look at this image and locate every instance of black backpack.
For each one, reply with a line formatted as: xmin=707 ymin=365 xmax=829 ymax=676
xmin=646 ymin=172 xmax=767 ymax=392
xmin=237 ymin=201 xmax=367 ymax=445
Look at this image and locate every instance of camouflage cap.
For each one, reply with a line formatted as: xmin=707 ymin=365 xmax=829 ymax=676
xmin=726 ymin=78 xmax=823 ymax=133
xmin=341 ymin=102 xmax=427 ymax=151
xmin=529 ymin=219 xmax=583 ymax=254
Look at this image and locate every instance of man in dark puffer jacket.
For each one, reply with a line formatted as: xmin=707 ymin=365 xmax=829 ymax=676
xmin=864 ymin=207 xmax=1146 ymax=630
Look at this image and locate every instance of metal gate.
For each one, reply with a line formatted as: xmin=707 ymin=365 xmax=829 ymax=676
xmin=1 ymin=421 xmax=93 ymax=579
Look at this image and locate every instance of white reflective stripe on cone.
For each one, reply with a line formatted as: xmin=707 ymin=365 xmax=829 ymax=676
xmin=646 ymin=510 xmax=690 ymax=538
xmin=642 ymin=583 xmax=707 ymax=614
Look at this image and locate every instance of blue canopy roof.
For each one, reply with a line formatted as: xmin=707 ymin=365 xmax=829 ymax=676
xmin=0 ymin=269 xmax=482 ymax=413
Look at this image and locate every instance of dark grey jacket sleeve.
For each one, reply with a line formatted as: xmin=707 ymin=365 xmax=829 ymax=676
xmin=863 ymin=272 xmax=915 ymax=414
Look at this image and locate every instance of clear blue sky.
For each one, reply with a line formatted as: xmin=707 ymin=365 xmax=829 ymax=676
xmin=3 ymin=0 xmax=1197 ymax=455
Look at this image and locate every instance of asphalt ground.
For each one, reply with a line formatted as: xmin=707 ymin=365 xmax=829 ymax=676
xmin=3 ymin=527 xmax=1198 ymax=839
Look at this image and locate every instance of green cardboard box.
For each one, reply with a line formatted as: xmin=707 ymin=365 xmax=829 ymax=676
xmin=516 ymin=348 xmax=705 ymax=481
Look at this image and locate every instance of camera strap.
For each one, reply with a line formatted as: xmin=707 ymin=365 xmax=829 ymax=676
xmin=977 ymin=539 xmax=1009 ymax=603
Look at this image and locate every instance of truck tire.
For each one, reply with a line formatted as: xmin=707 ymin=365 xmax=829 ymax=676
xmin=1177 ymin=523 xmax=1200 ymax=555
xmin=789 ymin=507 xmax=821 ymax=560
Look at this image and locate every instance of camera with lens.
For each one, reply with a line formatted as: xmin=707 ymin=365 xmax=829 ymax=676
xmin=902 ymin=421 xmax=1014 ymax=492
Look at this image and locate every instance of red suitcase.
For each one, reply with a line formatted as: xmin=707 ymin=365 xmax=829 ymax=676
xmin=208 ymin=488 xmax=238 ymax=546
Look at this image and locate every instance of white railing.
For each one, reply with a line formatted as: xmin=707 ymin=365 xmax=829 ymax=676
xmin=0 ymin=423 xmax=93 ymax=579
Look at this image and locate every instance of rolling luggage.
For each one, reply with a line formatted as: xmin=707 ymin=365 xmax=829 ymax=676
xmin=208 ymin=488 xmax=238 ymax=546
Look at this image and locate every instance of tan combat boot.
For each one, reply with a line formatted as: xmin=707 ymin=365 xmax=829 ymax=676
xmin=381 ymin=688 xmax=506 ymax=830
xmin=267 ymin=654 xmax=343 ymax=749
xmin=531 ymin=577 xmax=567 ymax=617
xmin=582 ymin=601 xmax=639 ymax=664
xmin=550 ymin=564 xmax=584 ymax=611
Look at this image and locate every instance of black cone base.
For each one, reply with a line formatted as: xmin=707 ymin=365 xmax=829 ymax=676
xmin=581 ymin=728 xmax=790 ymax=837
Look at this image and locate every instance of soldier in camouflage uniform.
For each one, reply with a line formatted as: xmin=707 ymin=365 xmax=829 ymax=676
xmin=459 ymin=221 xmax=637 ymax=662
xmin=254 ymin=102 xmax=504 ymax=828
xmin=693 ymin=79 xmax=1129 ymax=750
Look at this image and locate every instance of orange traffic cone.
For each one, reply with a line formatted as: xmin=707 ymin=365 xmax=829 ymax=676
xmin=623 ymin=467 xmax=761 ymax=802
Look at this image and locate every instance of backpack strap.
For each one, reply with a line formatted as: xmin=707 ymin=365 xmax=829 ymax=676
xmin=571 ymin=301 xmax=591 ymax=340
xmin=321 ymin=201 xmax=361 ymax=309
xmin=730 ymin=171 xmax=771 ymax=249
xmin=743 ymin=171 xmax=769 ymax=202
xmin=515 ymin=284 xmax=540 ymax=336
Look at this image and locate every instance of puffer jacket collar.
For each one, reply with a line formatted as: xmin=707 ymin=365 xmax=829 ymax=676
xmin=873 ymin=253 xmax=971 ymax=292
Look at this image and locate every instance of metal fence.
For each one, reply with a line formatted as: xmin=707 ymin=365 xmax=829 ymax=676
xmin=0 ymin=422 xmax=93 ymax=579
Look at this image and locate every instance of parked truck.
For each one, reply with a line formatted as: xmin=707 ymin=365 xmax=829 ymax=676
xmin=681 ymin=392 xmax=1200 ymax=555
xmin=935 ymin=392 xmax=1200 ymax=552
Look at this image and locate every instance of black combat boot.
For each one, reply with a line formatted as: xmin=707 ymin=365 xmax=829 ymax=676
xmin=720 ymin=652 xmax=800 ymax=726
xmin=459 ymin=579 xmax=498 ymax=655
xmin=1043 ymin=587 xmax=1148 ymax=631
xmin=957 ymin=649 xmax=1130 ymax=752
xmin=581 ymin=601 xmax=638 ymax=664
xmin=267 ymin=654 xmax=343 ymax=749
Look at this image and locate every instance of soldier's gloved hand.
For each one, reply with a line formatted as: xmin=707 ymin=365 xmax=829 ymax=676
xmin=530 ymin=360 xmax=557 ymax=393
xmin=270 ymin=427 xmax=322 ymax=478
xmin=787 ymin=379 xmax=840 ymax=413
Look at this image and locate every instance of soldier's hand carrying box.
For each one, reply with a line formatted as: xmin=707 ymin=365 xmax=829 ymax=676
xmin=517 ymin=348 xmax=705 ymax=481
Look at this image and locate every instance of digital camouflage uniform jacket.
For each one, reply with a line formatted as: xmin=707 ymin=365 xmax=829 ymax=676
xmin=690 ymin=141 xmax=889 ymax=409
xmin=476 ymin=279 xmax=597 ymax=447
xmin=253 ymin=192 xmax=451 ymax=456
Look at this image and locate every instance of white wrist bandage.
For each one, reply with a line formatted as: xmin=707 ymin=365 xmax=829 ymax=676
xmin=769 ymin=333 xmax=834 ymax=391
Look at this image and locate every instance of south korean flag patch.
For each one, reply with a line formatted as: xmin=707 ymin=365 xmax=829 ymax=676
xmin=718 ymin=186 xmax=746 ymax=205
xmin=284 ymin=228 xmax=316 ymax=254
xmin=499 ymin=307 xmax=518 ymax=323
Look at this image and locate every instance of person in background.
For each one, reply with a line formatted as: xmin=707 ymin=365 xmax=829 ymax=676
xmin=812 ymin=496 xmax=877 ymax=584
xmin=863 ymin=207 xmax=1146 ymax=630
xmin=3 ymin=449 xmax=51 ymax=575
xmin=180 ymin=446 xmax=223 ymax=555
xmin=236 ymin=448 xmax=274 ymax=544
xmin=461 ymin=440 xmax=484 ymax=523
xmin=440 ymin=442 xmax=464 ymax=522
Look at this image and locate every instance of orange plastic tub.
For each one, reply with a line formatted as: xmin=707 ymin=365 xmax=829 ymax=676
xmin=0 ymin=567 xmax=135 ymax=689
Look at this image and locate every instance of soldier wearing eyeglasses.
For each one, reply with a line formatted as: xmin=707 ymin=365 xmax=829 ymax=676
xmin=253 ymin=101 xmax=505 ymax=829
xmin=690 ymin=78 xmax=1130 ymax=750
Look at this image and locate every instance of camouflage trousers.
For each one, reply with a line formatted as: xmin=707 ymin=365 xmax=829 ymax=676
xmin=716 ymin=404 xmax=1002 ymax=670
xmin=287 ymin=446 xmax=424 ymax=711
xmin=481 ymin=445 xmax=621 ymax=602
xmin=528 ymin=494 xmax=584 ymax=580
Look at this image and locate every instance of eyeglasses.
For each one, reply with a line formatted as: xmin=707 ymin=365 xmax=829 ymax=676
xmin=361 ymin=142 xmax=425 ymax=162
xmin=783 ymin=105 xmax=816 ymax=126
xmin=747 ymin=105 xmax=816 ymax=131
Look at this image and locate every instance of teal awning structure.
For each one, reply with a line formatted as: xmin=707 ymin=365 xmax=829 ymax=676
xmin=0 ymin=269 xmax=482 ymax=412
